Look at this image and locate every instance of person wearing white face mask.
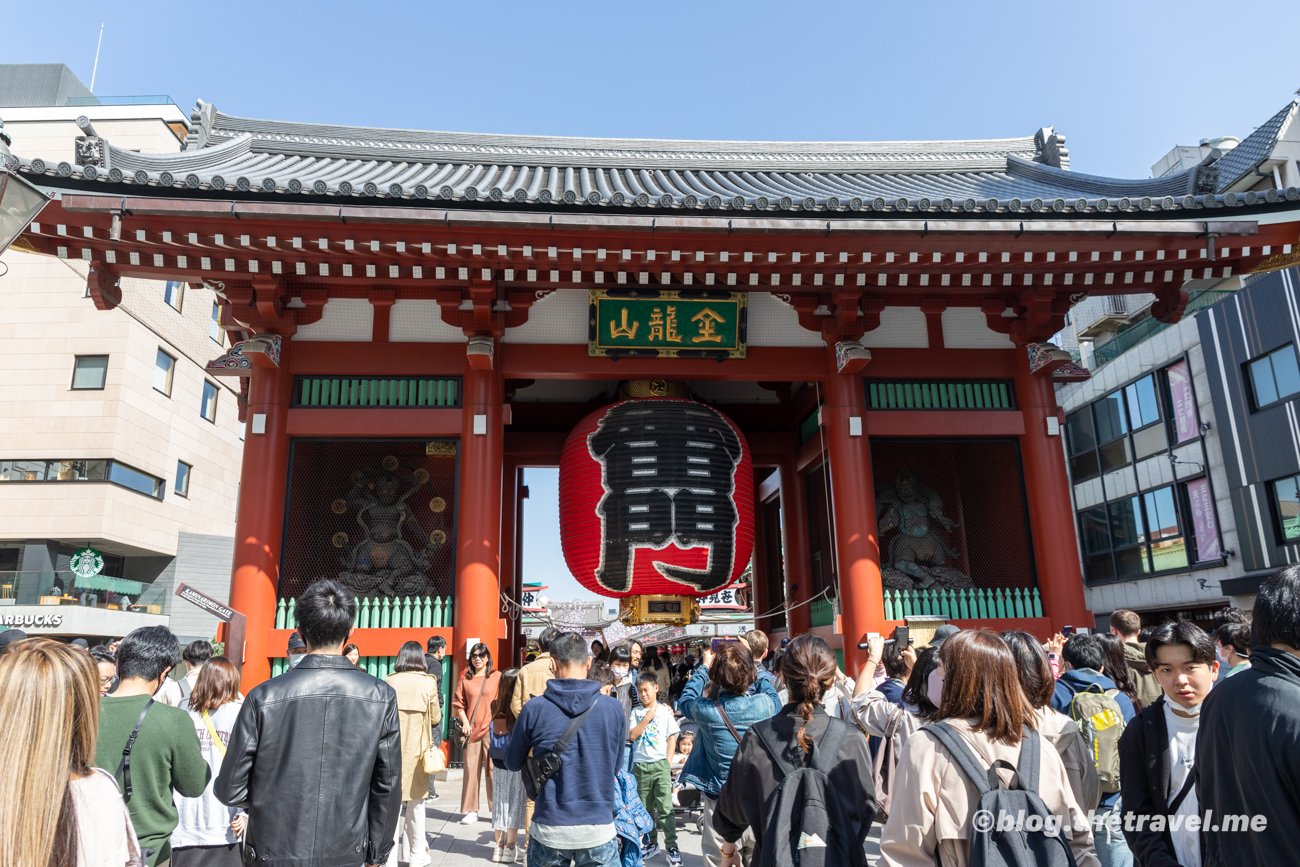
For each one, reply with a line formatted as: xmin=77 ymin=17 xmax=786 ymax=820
xmin=1214 ymin=620 xmax=1252 ymax=678
xmin=285 ymin=632 xmax=308 ymax=670
xmin=1118 ymin=621 xmax=1220 ymax=867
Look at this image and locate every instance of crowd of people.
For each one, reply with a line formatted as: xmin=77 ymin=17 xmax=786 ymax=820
xmin=4 ymin=568 xmax=1300 ymax=867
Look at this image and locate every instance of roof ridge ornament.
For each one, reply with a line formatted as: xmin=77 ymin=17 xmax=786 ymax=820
xmin=1034 ymin=127 xmax=1069 ymax=170
xmin=184 ymin=100 xmax=217 ymax=152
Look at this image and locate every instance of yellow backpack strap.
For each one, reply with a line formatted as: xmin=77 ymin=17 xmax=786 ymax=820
xmin=201 ymin=710 xmax=227 ymax=757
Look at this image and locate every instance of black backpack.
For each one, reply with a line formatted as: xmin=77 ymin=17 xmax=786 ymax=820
xmin=922 ymin=722 xmax=1079 ymax=867
xmin=752 ymin=716 xmax=867 ymax=867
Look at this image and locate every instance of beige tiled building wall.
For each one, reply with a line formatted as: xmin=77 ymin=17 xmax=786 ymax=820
xmin=0 ymin=102 xmax=245 ymax=638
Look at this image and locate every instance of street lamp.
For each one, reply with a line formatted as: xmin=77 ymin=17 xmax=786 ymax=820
xmin=0 ymin=119 xmax=53 ymax=258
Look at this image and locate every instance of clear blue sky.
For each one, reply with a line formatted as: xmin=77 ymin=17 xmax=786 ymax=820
xmin=14 ymin=2 xmax=1296 ymax=600
xmin=14 ymin=0 xmax=1295 ymax=179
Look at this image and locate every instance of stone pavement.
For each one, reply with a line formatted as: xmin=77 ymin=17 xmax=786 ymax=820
xmin=415 ymin=770 xmax=882 ymax=866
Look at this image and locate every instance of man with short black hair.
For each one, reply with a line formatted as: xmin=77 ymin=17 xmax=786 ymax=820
xmin=505 ymin=632 xmax=627 ymax=867
xmin=181 ymin=639 xmax=213 ymax=700
xmin=1200 ymin=566 xmax=1300 ymax=867
xmin=1119 ymin=621 xmax=1219 ymax=867
xmin=1110 ymin=609 xmax=1161 ymax=707
xmin=424 ymin=634 xmax=448 ymax=801
xmin=424 ymin=634 xmax=447 ymax=695
xmin=217 ymin=580 xmax=401 ymax=867
xmin=95 ymin=626 xmax=210 ymax=866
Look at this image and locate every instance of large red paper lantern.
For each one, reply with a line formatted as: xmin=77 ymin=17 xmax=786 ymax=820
xmin=559 ymin=398 xmax=754 ymax=599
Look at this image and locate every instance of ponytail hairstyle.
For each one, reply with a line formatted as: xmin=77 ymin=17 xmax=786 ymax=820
xmin=779 ymin=634 xmax=838 ymax=753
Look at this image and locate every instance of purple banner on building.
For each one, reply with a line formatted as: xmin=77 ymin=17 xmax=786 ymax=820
xmin=1167 ymin=360 xmax=1199 ymax=443
xmin=1187 ymin=476 xmax=1220 ymax=562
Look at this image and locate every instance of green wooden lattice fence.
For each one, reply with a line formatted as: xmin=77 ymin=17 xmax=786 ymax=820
xmin=883 ymin=586 xmax=1043 ymax=621
xmin=294 ymin=376 xmax=460 ymax=408
xmin=867 ymin=380 xmax=1014 ymax=410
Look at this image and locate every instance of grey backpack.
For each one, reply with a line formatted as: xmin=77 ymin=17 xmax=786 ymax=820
xmin=752 ymin=717 xmax=867 ymax=867
xmin=923 ymin=722 xmax=1078 ymax=867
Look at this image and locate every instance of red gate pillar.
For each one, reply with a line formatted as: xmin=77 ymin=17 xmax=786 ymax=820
xmin=1014 ymin=364 xmax=1092 ymax=631
xmin=778 ymin=456 xmax=814 ymax=636
xmin=454 ymin=348 xmax=504 ymax=675
xmin=228 ymin=355 xmax=293 ymax=692
xmin=823 ymin=351 xmax=885 ymax=675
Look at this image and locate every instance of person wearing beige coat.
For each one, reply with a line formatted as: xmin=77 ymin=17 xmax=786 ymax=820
xmin=385 ymin=643 xmax=443 ymax=867
xmin=879 ymin=630 xmax=1099 ymax=867
xmin=879 ymin=716 xmax=1099 ymax=867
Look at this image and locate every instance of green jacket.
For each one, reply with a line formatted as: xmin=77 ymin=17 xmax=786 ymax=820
xmin=1123 ymin=641 xmax=1163 ymax=709
xmin=95 ymin=695 xmax=211 ymax=866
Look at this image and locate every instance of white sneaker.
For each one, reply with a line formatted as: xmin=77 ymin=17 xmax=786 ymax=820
xmin=460 ymin=811 xmax=478 ymax=824
xmin=503 ymin=846 xmax=517 ymax=863
xmin=491 ymin=846 xmax=505 ymax=862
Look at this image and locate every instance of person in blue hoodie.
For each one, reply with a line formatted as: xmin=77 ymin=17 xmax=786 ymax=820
xmin=1050 ymin=633 xmax=1136 ymax=867
xmin=504 ymin=632 xmax=627 ymax=867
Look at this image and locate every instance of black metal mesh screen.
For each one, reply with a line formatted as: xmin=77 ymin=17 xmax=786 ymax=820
xmin=870 ymin=439 xmax=1036 ymax=592
xmin=280 ymin=439 xmax=459 ymax=603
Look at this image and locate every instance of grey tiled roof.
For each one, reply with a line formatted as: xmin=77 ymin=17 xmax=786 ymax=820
xmin=16 ymin=102 xmax=1300 ymax=216
xmin=1213 ymin=100 xmax=1298 ymax=192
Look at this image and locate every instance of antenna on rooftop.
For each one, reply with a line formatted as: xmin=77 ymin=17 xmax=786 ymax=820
xmin=90 ymin=24 xmax=104 ymax=93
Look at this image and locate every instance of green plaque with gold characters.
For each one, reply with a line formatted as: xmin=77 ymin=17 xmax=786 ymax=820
xmin=588 ymin=290 xmax=747 ymax=359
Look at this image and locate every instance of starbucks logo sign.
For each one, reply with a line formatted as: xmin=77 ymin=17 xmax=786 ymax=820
xmin=69 ymin=547 xmax=104 ymax=580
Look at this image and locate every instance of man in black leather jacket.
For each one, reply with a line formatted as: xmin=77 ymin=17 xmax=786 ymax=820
xmin=216 ymin=580 xmax=401 ymax=867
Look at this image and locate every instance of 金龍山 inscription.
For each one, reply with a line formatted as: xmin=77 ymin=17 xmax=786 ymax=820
xmin=589 ymin=290 xmax=747 ymax=358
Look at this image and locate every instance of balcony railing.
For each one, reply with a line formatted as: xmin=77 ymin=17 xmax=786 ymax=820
xmin=884 ymin=586 xmax=1043 ymax=621
xmin=1076 ymin=295 xmax=1139 ymax=338
xmin=1091 ymin=287 xmax=1237 ymax=369
xmin=0 ymin=571 xmax=167 ymax=614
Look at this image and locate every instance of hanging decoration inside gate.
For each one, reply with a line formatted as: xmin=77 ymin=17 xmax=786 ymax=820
xmin=558 ymin=383 xmax=755 ymax=626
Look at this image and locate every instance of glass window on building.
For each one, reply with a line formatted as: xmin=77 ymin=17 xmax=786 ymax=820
xmin=1248 ymin=344 xmax=1300 ymax=409
xmin=175 ymin=461 xmax=192 ymax=497
xmin=154 ymin=349 xmax=176 ymax=397
xmin=164 ymin=281 xmax=185 ymax=312
xmin=1272 ymin=474 xmax=1300 ymax=542
xmin=209 ymin=301 xmax=223 ymax=343
xmin=200 ymin=381 xmax=219 ymax=422
xmin=108 ymin=462 xmax=166 ymax=499
xmin=1095 ymin=390 xmax=1131 ymax=472
xmin=1125 ymin=374 xmax=1169 ymax=459
xmin=1143 ymin=485 xmax=1189 ymax=571
xmin=71 ymin=355 xmax=109 ymax=390
xmin=0 ymin=459 xmax=160 ymax=498
xmin=1066 ymin=407 xmax=1100 ymax=480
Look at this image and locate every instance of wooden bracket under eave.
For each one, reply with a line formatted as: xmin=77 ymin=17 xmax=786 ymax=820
xmin=86 ymin=262 xmax=121 ymax=311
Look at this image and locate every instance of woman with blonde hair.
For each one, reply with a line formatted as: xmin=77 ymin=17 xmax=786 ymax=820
xmin=173 ymin=657 xmax=247 ymax=867
xmin=385 ymin=640 xmax=443 ymax=867
xmin=0 ymin=637 xmax=144 ymax=867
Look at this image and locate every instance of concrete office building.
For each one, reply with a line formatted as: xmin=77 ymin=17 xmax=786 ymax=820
xmin=0 ymin=65 xmax=243 ymax=643
xmin=1054 ymin=97 xmax=1300 ymax=628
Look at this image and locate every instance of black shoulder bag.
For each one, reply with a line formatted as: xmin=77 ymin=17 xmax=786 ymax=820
xmin=114 ymin=698 xmax=155 ymax=799
xmin=522 ymin=698 xmax=599 ymax=800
